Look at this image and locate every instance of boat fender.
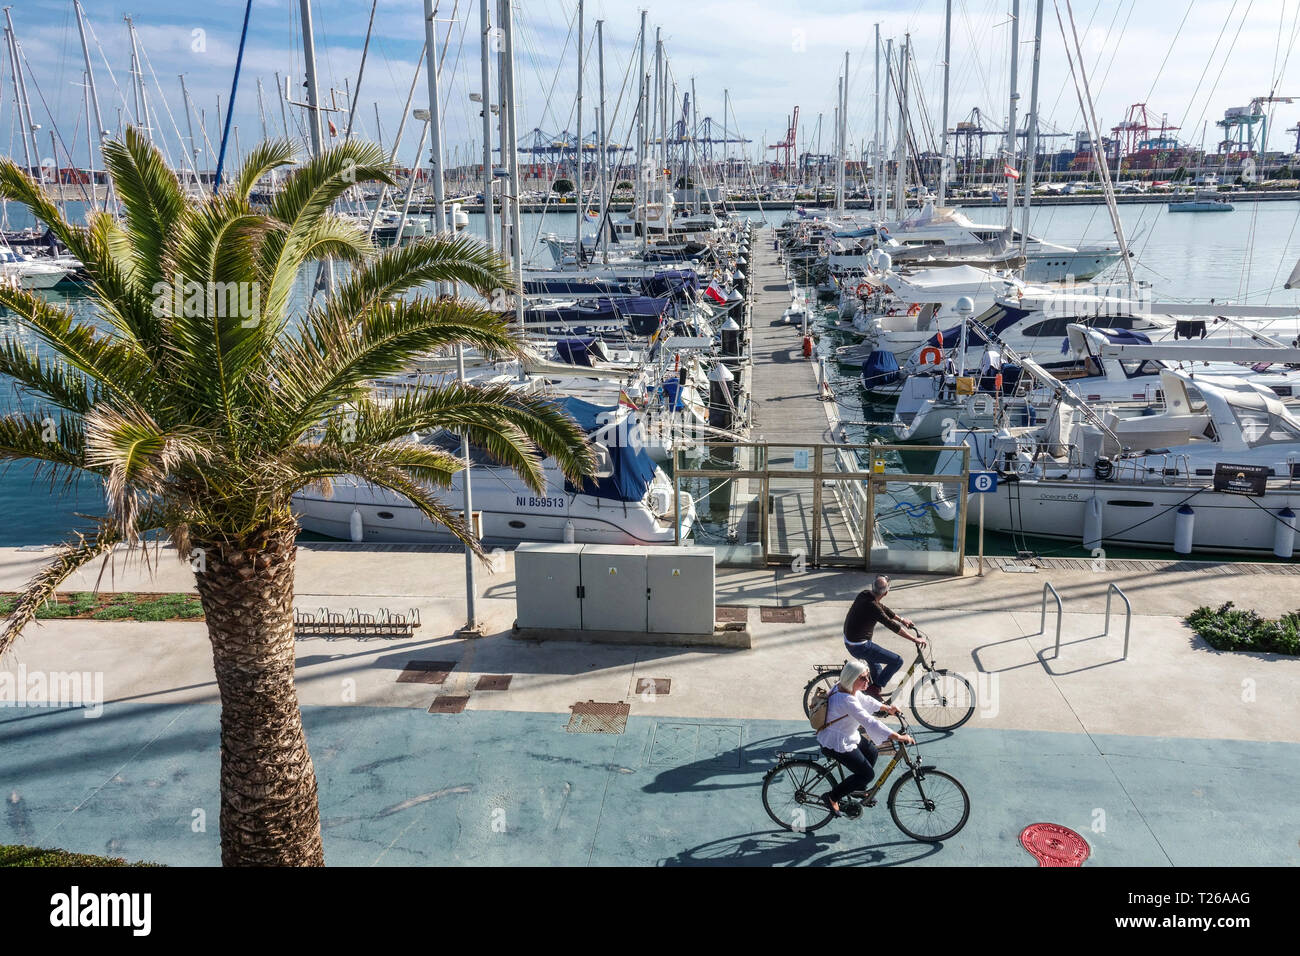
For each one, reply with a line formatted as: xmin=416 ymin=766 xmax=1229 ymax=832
xmin=1082 ymin=495 xmax=1103 ymax=550
xmin=802 ymin=335 xmax=814 ymax=358
xmin=1093 ymin=456 xmax=1113 ymax=481
xmin=1275 ymin=508 xmax=1296 ymax=558
xmin=349 ymin=508 xmax=364 ymax=543
xmin=564 ymin=520 xmax=576 ymax=544
xmin=1174 ymin=504 xmax=1195 ymax=555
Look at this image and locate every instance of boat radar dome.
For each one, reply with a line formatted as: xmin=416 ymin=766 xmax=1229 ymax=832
xmin=956 ymin=296 xmax=975 ymax=314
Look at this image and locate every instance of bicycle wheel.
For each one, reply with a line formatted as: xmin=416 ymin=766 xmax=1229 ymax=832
xmin=888 ymin=768 xmax=970 ymax=842
xmin=762 ymin=759 xmax=838 ymax=833
xmin=909 ymin=669 xmax=976 ymax=732
xmin=801 ymin=670 xmax=839 ymax=718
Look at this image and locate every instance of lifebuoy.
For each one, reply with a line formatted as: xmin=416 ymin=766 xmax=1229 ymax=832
xmin=855 ymin=283 xmax=871 ymax=297
xmin=919 ymin=347 xmax=943 ymax=366
xmin=907 ymin=303 xmax=922 ymax=316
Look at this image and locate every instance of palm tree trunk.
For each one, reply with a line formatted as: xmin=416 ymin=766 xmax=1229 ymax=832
xmin=191 ymin=526 xmax=324 ymax=866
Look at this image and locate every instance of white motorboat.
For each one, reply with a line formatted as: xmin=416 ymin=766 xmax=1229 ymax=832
xmin=0 ymin=249 xmax=69 ymax=289
xmin=293 ymin=397 xmax=695 ymax=546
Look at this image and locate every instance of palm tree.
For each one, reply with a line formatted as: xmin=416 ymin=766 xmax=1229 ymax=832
xmin=0 ymin=129 xmax=595 ymax=866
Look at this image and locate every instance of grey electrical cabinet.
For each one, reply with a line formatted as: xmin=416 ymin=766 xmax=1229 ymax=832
xmin=513 ymin=543 xmax=719 ymax=640
xmin=578 ymin=545 xmax=647 ymax=631
xmin=645 ymin=546 xmax=715 ymax=633
xmin=514 ymin=543 xmax=583 ymax=629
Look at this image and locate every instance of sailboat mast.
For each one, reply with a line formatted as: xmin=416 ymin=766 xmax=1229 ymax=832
xmin=597 ymin=18 xmax=608 ymax=263
xmin=1021 ymin=0 xmax=1044 ymax=255
xmin=1004 ymin=0 xmax=1020 ymax=233
xmin=894 ymin=38 xmax=907 ymax=220
xmin=480 ymin=0 xmax=494 ymax=251
xmin=574 ymin=0 xmax=584 ymax=260
xmin=939 ymin=0 xmax=951 ymax=205
xmin=2 ymin=23 xmax=33 ymax=178
xmin=873 ymin=24 xmax=880 ymax=216
xmin=74 ymin=0 xmax=108 ymax=207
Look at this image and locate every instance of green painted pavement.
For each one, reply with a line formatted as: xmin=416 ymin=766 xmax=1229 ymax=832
xmin=2 ymin=703 xmax=1296 ymax=866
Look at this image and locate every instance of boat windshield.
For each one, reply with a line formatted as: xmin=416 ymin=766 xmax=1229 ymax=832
xmin=1234 ymin=407 xmax=1300 ymax=446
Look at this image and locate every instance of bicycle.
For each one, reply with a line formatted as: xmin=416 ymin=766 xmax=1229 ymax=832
xmin=761 ymin=713 xmax=970 ymax=841
xmin=801 ymin=627 xmax=976 ymax=732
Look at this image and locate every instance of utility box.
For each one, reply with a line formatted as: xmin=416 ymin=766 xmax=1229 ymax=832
xmin=578 ymin=545 xmax=648 ymax=631
xmin=645 ymin=546 xmax=715 ymax=633
xmin=514 ymin=543 xmax=583 ymax=629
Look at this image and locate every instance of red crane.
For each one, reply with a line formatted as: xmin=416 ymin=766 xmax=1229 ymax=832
xmin=768 ymin=105 xmax=799 ymax=180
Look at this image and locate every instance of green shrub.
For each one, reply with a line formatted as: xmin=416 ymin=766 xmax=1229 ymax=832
xmin=1185 ymin=602 xmax=1300 ymax=655
xmin=90 ymin=605 xmax=135 ymax=621
xmin=0 ymin=844 xmax=160 ymax=867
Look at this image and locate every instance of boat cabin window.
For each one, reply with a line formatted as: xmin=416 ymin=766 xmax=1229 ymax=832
xmin=1022 ymin=317 xmax=1070 ymax=337
xmin=1235 ymin=408 xmax=1300 ymax=446
xmin=1119 ymin=359 xmax=1162 ymax=378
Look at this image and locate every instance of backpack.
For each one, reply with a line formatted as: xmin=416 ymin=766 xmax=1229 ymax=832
xmin=808 ymin=685 xmax=850 ymax=732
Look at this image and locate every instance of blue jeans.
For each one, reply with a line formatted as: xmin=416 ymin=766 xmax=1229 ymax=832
xmin=844 ymin=638 xmax=903 ymax=687
xmin=822 ymin=739 xmax=878 ymax=801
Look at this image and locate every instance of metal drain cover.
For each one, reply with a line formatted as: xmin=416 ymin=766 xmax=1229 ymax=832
xmin=397 ymin=660 xmax=457 ymax=684
xmin=1020 ymin=823 xmax=1091 ymax=867
xmin=428 ymin=695 xmax=469 ymax=714
xmin=476 ymin=674 xmax=513 ymax=691
xmin=567 ymin=701 xmax=630 ymax=734
xmin=760 ymin=605 xmax=805 ymax=623
xmin=715 ymin=606 xmax=749 ymax=624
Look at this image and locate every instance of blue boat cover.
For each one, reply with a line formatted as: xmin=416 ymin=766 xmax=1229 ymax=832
xmin=860 ymin=349 xmax=902 ymax=389
xmin=555 ymin=337 xmax=601 ymax=366
xmin=831 ymin=226 xmax=879 ymax=239
xmin=927 ymin=305 xmax=1030 ymax=349
xmin=659 ymin=379 xmax=687 ymax=410
xmin=554 ymin=397 xmax=659 ymax=503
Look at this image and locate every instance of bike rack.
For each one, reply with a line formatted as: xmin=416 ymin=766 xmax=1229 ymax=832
xmin=1041 ymin=582 xmax=1063 ymax=658
xmin=1104 ymin=583 xmax=1133 ymax=660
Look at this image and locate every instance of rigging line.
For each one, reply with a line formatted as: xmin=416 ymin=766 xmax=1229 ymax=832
xmin=1175 ymin=0 xmax=1243 ymax=134
xmin=135 ymin=32 xmax=192 ymax=172
xmin=14 ymin=44 xmax=93 ymax=207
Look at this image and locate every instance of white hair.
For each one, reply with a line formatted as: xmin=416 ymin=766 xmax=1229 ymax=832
xmin=872 ymin=575 xmax=890 ymax=597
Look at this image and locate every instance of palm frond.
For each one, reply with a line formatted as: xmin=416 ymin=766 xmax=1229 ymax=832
xmin=0 ymin=520 xmax=144 ymax=657
xmin=82 ymin=404 xmax=214 ymax=538
xmin=227 ymin=138 xmax=297 ymax=201
xmin=0 ymin=285 xmax=154 ymax=407
xmin=256 ymin=140 xmax=394 ymax=324
xmin=269 ymin=296 xmax=524 ymax=444
xmin=0 ymin=411 xmax=88 ymax=486
xmin=101 ymin=126 xmax=187 ymax=293
xmin=0 ymin=339 xmax=99 ymax=413
xmin=0 ymin=158 xmax=93 ymax=263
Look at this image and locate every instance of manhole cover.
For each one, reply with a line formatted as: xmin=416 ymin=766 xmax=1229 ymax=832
xmin=567 ymin=701 xmax=630 ymax=734
xmin=716 ymin=606 xmax=749 ymax=624
xmin=427 ymin=695 xmax=469 ymax=714
xmin=476 ymin=674 xmax=513 ymax=691
xmin=635 ymin=677 xmax=671 ymax=696
xmin=1020 ymin=823 xmax=1091 ymax=867
xmin=760 ymin=605 xmax=804 ymax=623
xmin=397 ymin=660 xmax=457 ymax=684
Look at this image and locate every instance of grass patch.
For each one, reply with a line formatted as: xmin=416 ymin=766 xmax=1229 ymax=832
xmin=1185 ymin=601 xmax=1300 ymax=655
xmin=0 ymin=844 xmax=161 ymax=867
xmin=0 ymin=592 xmax=204 ymax=622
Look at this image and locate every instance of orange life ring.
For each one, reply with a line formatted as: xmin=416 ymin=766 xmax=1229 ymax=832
xmin=907 ymin=303 xmax=922 ymax=316
xmin=855 ymin=283 xmax=871 ymax=297
xmin=919 ymin=347 xmax=943 ymax=366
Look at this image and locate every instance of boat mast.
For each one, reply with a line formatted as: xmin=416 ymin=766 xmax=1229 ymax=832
xmin=368 ymin=42 xmax=426 ymax=239
xmin=574 ymin=0 xmax=584 ymax=262
xmin=637 ymin=11 xmax=647 ymax=254
xmin=1004 ymin=0 xmax=1019 ymax=235
xmin=179 ymin=74 xmax=200 ymax=192
xmin=480 ymin=0 xmax=494 ymax=251
xmin=840 ymin=52 xmax=849 ymax=218
xmin=298 ymin=0 xmax=332 ymax=294
xmin=1021 ymin=0 xmax=1044 ymax=256
xmin=499 ymin=0 xmax=524 ymax=333
xmin=2 ymin=21 xmax=33 ymax=179
xmin=73 ymin=0 xmax=109 ymax=208
xmin=894 ymin=38 xmax=907 ymax=220
xmin=344 ymin=0 xmax=378 ymax=141
xmin=939 ymin=0 xmax=951 ymax=205
xmin=873 ymin=24 xmax=880 ymax=216
xmin=125 ymin=16 xmax=151 ymax=140
xmin=597 ymin=17 xmax=608 ymax=263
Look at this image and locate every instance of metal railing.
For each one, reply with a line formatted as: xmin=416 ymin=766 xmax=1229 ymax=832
xmin=1105 ymin=583 xmax=1133 ymax=659
xmin=1041 ymin=582 xmax=1064 ymax=658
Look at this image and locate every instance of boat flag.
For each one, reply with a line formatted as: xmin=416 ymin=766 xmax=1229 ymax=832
xmin=705 ymin=280 xmax=727 ymax=305
xmin=328 ymin=119 xmax=338 ymax=137
xmin=618 ymin=388 xmax=640 ymax=409
xmin=1003 ymin=164 xmax=1020 ymax=180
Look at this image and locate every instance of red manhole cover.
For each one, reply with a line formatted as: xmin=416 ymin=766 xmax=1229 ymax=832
xmin=1020 ymin=823 xmax=1090 ymax=867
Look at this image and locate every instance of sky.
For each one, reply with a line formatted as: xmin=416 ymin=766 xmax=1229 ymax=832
xmin=5 ymin=0 xmax=1300 ymax=175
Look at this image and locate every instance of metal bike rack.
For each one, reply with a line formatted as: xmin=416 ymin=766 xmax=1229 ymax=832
xmin=1104 ymin=583 xmax=1133 ymax=660
xmin=1041 ymin=582 xmax=1063 ymax=658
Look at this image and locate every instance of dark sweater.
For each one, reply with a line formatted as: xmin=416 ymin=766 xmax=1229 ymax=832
xmin=843 ymin=590 xmax=902 ymax=644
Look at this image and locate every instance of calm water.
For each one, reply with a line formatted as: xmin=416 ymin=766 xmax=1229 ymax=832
xmin=2 ymin=199 xmax=1296 ymax=546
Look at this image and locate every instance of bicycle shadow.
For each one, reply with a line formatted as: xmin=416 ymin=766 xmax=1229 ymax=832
xmin=642 ymin=731 xmax=812 ymax=795
xmin=660 ymin=830 xmax=946 ymax=867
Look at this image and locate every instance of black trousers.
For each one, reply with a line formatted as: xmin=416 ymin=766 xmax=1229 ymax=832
xmin=822 ymin=739 xmax=879 ymax=801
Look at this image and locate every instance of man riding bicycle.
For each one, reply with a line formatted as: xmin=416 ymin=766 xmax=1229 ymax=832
xmin=816 ymin=660 xmax=915 ymax=817
xmin=843 ymin=574 xmax=926 ymax=700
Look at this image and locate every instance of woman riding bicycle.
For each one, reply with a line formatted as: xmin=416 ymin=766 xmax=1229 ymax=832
xmin=816 ymin=660 xmax=915 ymax=817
